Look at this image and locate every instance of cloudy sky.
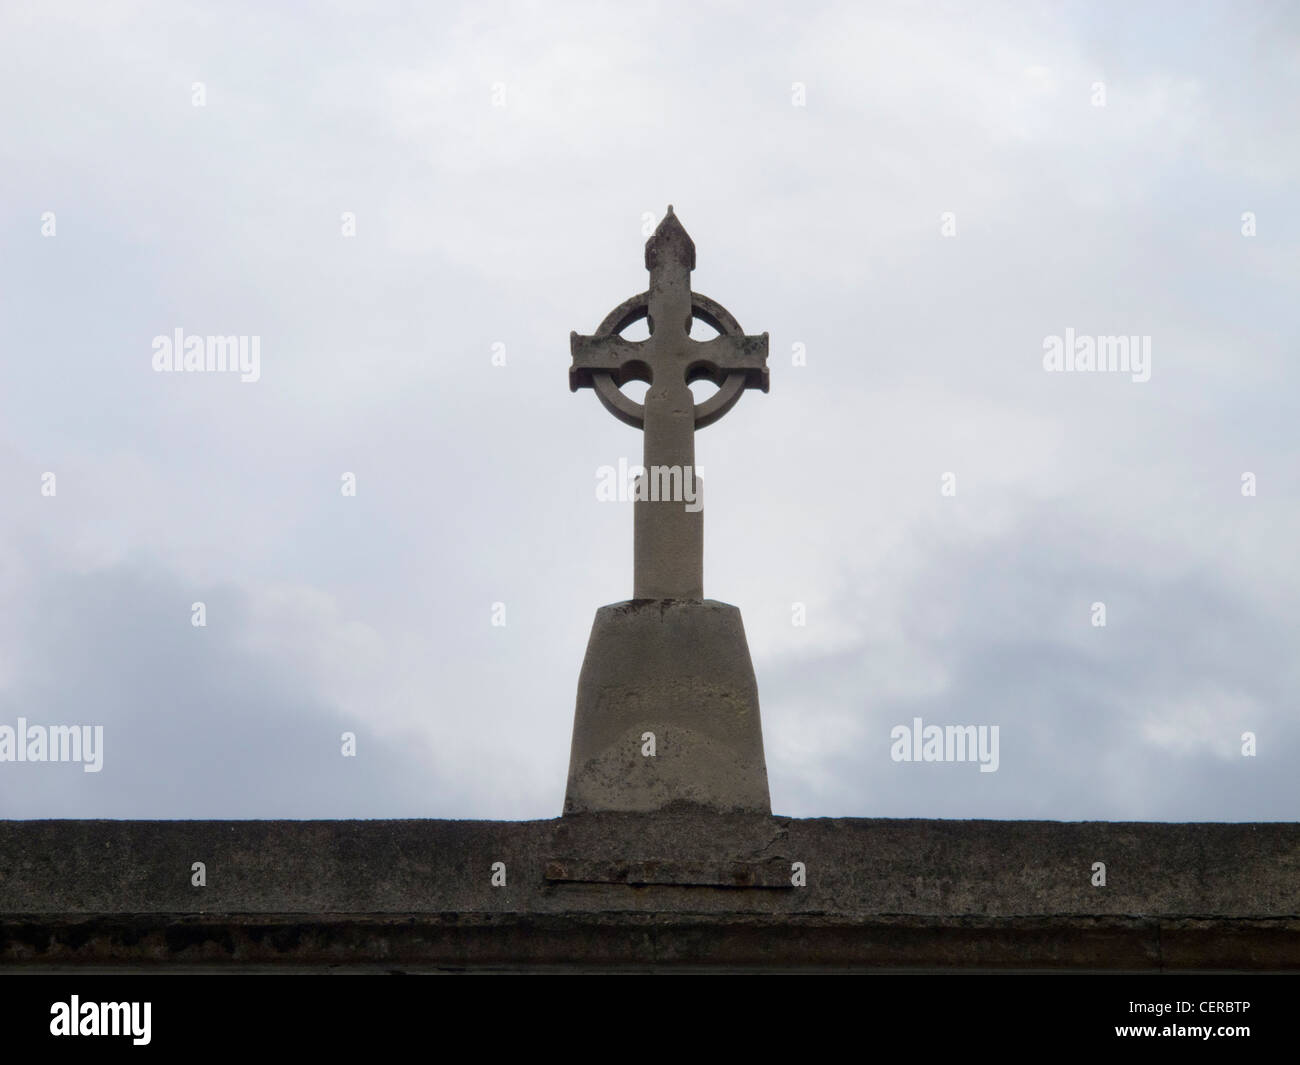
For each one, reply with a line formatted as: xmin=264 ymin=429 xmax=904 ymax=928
xmin=2 ymin=0 xmax=1296 ymax=821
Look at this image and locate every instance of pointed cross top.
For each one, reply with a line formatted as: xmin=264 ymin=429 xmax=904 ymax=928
xmin=645 ymin=204 xmax=695 ymax=272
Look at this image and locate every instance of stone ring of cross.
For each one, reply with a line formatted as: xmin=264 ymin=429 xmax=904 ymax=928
xmin=578 ymin=291 xmax=766 ymax=430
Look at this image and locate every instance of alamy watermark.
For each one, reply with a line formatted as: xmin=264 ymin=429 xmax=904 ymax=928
xmin=890 ymin=717 xmax=999 ymax=772
xmin=50 ymin=996 xmax=150 ymax=1045
xmin=0 ymin=718 xmax=103 ymax=772
xmin=152 ymin=328 xmax=261 ymax=382
xmin=596 ymin=458 xmax=704 ymax=512
xmin=1043 ymin=328 xmax=1150 ymax=383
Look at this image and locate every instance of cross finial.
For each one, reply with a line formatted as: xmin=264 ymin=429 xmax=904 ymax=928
xmin=570 ymin=208 xmax=768 ymax=599
xmin=645 ymin=205 xmax=695 ymax=271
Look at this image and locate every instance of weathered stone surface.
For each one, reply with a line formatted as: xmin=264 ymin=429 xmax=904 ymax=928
xmin=6 ymin=913 xmax=1297 ymax=971
xmin=2 ymin=816 xmax=1297 ymax=969
xmin=569 ymin=206 xmax=768 ymax=598
xmin=564 ymin=601 xmax=770 ymax=814
xmin=565 ymin=211 xmax=772 ymax=813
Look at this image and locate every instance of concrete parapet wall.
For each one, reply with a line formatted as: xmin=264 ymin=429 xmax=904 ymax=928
xmin=2 ymin=815 xmax=1297 ymax=969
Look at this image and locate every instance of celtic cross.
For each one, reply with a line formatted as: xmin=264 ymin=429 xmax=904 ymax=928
xmin=570 ymin=207 xmax=769 ymax=599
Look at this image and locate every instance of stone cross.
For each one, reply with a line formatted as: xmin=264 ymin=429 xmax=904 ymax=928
xmin=570 ymin=207 xmax=769 ymax=598
xmin=565 ymin=209 xmax=773 ymax=814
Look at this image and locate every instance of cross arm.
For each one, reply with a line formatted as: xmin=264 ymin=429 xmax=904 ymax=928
xmin=569 ymin=333 xmax=651 ymax=392
xmin=688 ymin=333 xmax=770 ymax=393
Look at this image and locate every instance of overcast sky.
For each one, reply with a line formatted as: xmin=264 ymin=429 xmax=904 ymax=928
xmin=2 ymin=0 xmax=1296 ymax=821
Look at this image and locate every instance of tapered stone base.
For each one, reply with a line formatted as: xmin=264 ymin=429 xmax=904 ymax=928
xmin=563 ymin=599 xmax=771 ymax=815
